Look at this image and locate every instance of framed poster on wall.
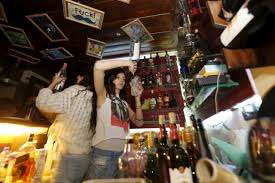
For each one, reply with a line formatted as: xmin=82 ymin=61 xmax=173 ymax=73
xmin=26 ymin=13 xmax=68 ymax=42
xmin=116 ymin=0 xmax=131 ymax=4
xmin=41 ymin=47 xmax=73 ymax=60
xmin=0 ymin=24 xmax=33 ymax=49
xmin=121 ymin=18 xmax=154 ymax=42
xmin=9 ymin=49 xmax=41 ymax=64
xmin=62 ymin=0 xmax=105 ymax=29
xmin=86 ymin=38 xmax=106 ymax=58
xmin=0 ymin=2 xmax=8 ymax=22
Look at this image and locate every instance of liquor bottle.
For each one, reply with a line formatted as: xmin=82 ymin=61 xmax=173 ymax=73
xmin=165 ymin=68 xmax=172 ymax=85
xmin=190 ymin=115 xmax=202 ymax=158
xmin=168 ymin=112 xmax=193 ymax=183
xmin=135 ymin=135 xmax=147 ymax=178
xmin=149 ymin=90 xmax=157 ymax=111
xmin=184 ymin=127 xmax=199 ymax=183
xmin=19 ymin=133 xmax=36 ymax=182
xmin=163 ymin=92 xmax=170 ymax=108
xmin=156 ymin=72 xmax=163 ymax=87
xmin=155 ymin=52 xmax=161 ymax=70
xmin=148 ymin=69 xmax=155 ymax=88
xmin=144 ymin=132 xmax=159 ymax=183
xmin=54 ymin=63 xmax=67 ymax=93
xmin=165 ymin=50 xmax=171 ymax=67
xmin=0 ymin=147 xmax=10 ymax=182
xmin=169 ymin=92 xmax=178 ymax=108
xmin=141 ymin=70 xmax=147 ymax=87
xmin=149 ymin=53 xmax=154 ymax=68
xmin=141 ymin=56 xmax=147 ymax=68
xmin=183 ymin=103 xmax=192 ymax=127
xmin=196 ymin=119 xmax=212 ymax=159
xmin=118 ymin=135 xmax=138 ymax=178
xmin=157 ymin=115 xmax=171 ymax=183
xmin=157 ymin=92 xmax=164 ymax=110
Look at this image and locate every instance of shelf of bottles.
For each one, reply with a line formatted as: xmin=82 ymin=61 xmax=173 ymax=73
xmin=135 ymin=51 xmax=185 ymax=126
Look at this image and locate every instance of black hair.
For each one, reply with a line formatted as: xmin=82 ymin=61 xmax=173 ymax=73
xmin=104 ymin=67 xmax=127 ymax=101
xmin=76 ymin=67 xmax=97 ymax=136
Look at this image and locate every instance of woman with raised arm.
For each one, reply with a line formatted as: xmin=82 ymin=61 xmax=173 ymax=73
xmin=87 ymin=59 xmax=144 ymax=179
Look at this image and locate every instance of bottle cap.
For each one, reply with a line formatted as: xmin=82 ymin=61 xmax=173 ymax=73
xmin=168 ymin=112 xmax=176 ymax=124
xmin=158 ymin=115 xmax=165 ymax=125
xmin=63 ymin=63 xmax=68 ymax=69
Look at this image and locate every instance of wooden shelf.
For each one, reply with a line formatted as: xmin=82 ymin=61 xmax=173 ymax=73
xmin=206 ymin=0 xmax=229 ymax=29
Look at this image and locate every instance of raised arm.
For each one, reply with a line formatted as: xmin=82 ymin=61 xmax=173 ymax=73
xmin=94 ymin=59 xmax=136 ymax=106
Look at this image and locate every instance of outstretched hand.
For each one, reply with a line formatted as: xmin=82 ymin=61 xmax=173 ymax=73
xmin=51 ymin=71 xmax=66 ymax=86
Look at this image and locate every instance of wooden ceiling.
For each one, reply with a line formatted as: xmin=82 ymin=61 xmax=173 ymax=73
xmin=0 ymin=0 xmax=178 ymax=66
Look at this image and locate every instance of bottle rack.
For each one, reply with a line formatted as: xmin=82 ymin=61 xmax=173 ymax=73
xmin=130 ymin=54 xmax=185 ymax=128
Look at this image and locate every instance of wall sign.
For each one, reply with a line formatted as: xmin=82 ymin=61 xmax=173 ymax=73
xmin=26 ymin=13 xmax=68 ymax=42
xmin=121 ymin=18 xmax=154 ymax=42
xmin=86 ymin=38 xmax=106 ymax=59
xmin=9 ymin=49 xmax=41 ymax=64
xmin=0 ymin=24 xmax=33 ymax=49
xmin=63 ymin=0 xmax=105 ymax=29
xmin=40 ymin=47 xmax=73 ymax=60
xmin=0 ymin=2 xmax=8 ymax=22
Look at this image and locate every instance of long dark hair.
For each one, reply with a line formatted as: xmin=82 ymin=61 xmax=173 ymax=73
xmin=104 ymin=67 xmax=127 ymax=101
xmin=77 ymin=68 xmax=97 ymax=136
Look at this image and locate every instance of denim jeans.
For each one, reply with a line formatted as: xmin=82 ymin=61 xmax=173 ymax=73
xmin=86 ymin=147 xmax=123 ymax=180
xmin=51 ymin=153 xmax=91 ymax=183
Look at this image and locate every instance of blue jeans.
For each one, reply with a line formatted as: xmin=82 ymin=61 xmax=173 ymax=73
xmin=51 ymin=153 xmax=91 ymax=183
xmin=86 ymin=147 xmax=123 ymax=179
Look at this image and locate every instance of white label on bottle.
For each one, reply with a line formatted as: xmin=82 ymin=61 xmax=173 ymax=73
xmin=166 ymin=74 xmax=171 ymax=84
xmin=169 ymin=167 xmax=193 ymax=183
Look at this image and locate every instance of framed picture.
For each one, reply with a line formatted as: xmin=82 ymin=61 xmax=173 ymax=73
xmin=9 ymin=49 xmax=41 ymax=64
xmin=0 ymin=24 xmax=33 ymax=49
xmin=62 ymin=0 xmax=105 ymax=30
xmin=40 ymin=47 xmax=73 ymax=60
xmin=86 ymin=38 xmax=106 ymax=58
xmin=26 ymin=13 xmax=68 ymax=42
xmin=121 ymin=18 xmax=154 ymax=43
xmin=116 ymin=0 xmax=131 ymax=4
xmin=0 ymin=2 xmax=8 ymax=22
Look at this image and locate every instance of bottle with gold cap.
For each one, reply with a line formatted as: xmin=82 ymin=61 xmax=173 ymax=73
xmin=184 ymin=127 xmax=199 ymax=183
xmin=144 ymin=132 xmax=159 ymax=183
xmin=168 ymin=112 xmax=193 ymax=183
xmin=157 ymin=115 xmax=170 ymax=183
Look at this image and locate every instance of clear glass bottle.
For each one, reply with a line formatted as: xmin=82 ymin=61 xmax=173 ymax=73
xmin=156 ymin=71 xmax=163 ymax=87
xmin=118 ymin=135 xmax=138 ymax=178
xmin=149 ymin=90 xmax=157 ymax=111
xmin=135 ymin=135 xmax=147 ymax=178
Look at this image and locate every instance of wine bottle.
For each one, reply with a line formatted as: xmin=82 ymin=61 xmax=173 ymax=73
xmin=148 ymin=69 xmax=155 ymax=88
xmin=163 ymin=92 xmax=170 ymax=108
xmin=196 ymin=119 xmax=212 ymax=159
xmin=141 ymin=71 xmax=147 ymax=87
xmin=168 ymin=112 xmax=193 ymax=183
xmin=165 ymin=50 xmax=171 ymax=67
xmin=157 ymin=92 xmax=164 ymax=110
xmin=184 ymin=127 xmax=199 ymax=183
xmin=155 ymin=52 xmax=161 ymax=70
xmin=149 ymin=53 xmax=154 ymax=68
xmin=144 ymin=132 xmax=160 ymax=183
xmin=165 ymin=68 xmax=172 ymax=85
xmin=157 ymin=115 xmax=171 ymax=183
xmin=156 ymin=72 xmax=163 ymax=87
xmin=190 ymin=115 xmax=202 ymax=159
xmin=169 ymin=92 xmax=178 ymax=108
xmin=118 ymin=135 xmax=138 ymax=178
xmin=54 ymin=63 xmax=67 ymax=93
xmin=141 ymin=56 xmax=147 ymax=67
xmin=149 ymin=90 xmax=157 ymax=111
